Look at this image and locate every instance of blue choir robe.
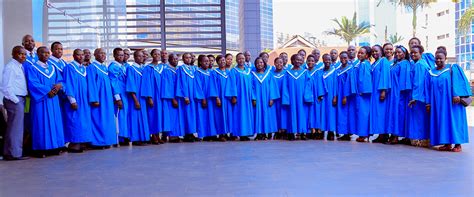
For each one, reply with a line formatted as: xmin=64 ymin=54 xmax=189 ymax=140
xmin=348 ymin=60 xmax=372 ymax=137
xmin=23 ymin=51 xmax=38 ymax=71
xmin=282 ymin=68 xmax=313 ymax=134
xmin=63 ymin=61 xmax=92 ymax=143
xmin=332 ymin=61 xmax=342 ymax=69
xmin=226 ymin=67 xmax=254 ymax=136
xmin=141 ymin=63 xmax=165 ymax=135
xmin=245 ymin=62 xmax=254 ymax=69
xmin=175 ymin=65 xmax=198 ymax=135
xmin=161 ymin=65 xmax=181 ymax=137
xmin=307 ymin=68 xmax=326 ymax=130
xmin=426 ymin=64 xmax=471 ymax=145
xmin=273 ymin=69 xmax=289 ymax=130
xmin=346 ymin=59 xmax=360 ymax=134
xmin=87 ymin=61 xmax=117 ymax=146
xmin=407 ymin=59 xmax=430 ymax=140
xmin=126 ymin=63 xmax=150 ymax=142
xmin=48 ymin=56 xmax=67 ymax=77
xmin=252 ymin=69 xmax=280 ymax=134
xmin=336 ymin=65 xmax=353 ymax=134
xmin=369 ymin=58 xmax=390 ymax=135
xmin=422 ymin=53 xmax=435 ymax=69
xmin=386 ymin=60 xmax=411 ymax=137
xmin=321 ymin=67 xmax=338 ymax=132
xmin=108 ymin=61 xmax=129 ymax=139
xmin=25 ymin=61 xmax=65 ymax=150
xmin=209 ymin=68 xmax=231 ymax=135
xmin=195 ymin=68 xmax=216 ymax=137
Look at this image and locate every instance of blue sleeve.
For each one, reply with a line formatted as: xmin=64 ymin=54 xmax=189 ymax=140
xmin=25 ymin=66 xmax=52 ymax=102
xmin=451 ymin=64 xmax=472 ymax=97
xmin=282 ymin=74 xmax=291 ymax=105
xmin=251 ymin=75 xmax=257 ymax=100
xmin=424 ymin=72 xmax=431 ymax=105
xmin=358 ymin=61 xmax=373 ymax=94
xmin=140 ymin=67 xmax=153 ymax=98
xmin=269 ymin=76 xmax=280 ymax=100
xmin=108 ymin=64 xmax=123 ymax=95
xmin=161 ymin=69 xmax=176 ymax=99
xmin=194 ymin=73 xmax=205 ymax=100
xmin=411 ymin=61 xmax=428 ymax=102
xmin=225 ymin=69 xmax=237 ymax=97
xmin=175 ymin=67 xmax=187 ymax=98
xmin=209 ymin=71 xmax=219 ymax=98
xmin=422 ymin=53 xmax=436 ymax=70
xmin=304 ymin=74 xmax=315 ymax=103
xmin=399 ymin=61 xmax=412 ymax=91
xmin=349 ymin=69 xmax=358 ymax=95
xmin=378 ymin=59 xmax=390 ymax=90
xmin=342 ymin=73 xmax=351 ymax=97
xmin=125 ymin=67 xmax=138 ymax=94
xmin=87 ymin=66 xmax=99 ymax=103
xmin=317 ymin=72 xmax=327 ymax=97
xmin=63 ymin=65 xmax=76 ymax=98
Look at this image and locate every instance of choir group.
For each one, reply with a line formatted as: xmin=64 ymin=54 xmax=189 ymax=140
xmin=2 ymin=35 xmax=471 ymax=160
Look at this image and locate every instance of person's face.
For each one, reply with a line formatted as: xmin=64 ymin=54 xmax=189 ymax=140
xmin=383 ymin=44 xmax=394 ymax=58
xmin=83 ymin=49 xmax=91 ymax=61
xmin=191 ymin=54 xmax=196 ymax=65
xmin=410 ymin=48 xmax=422 ymax=61
xmin=330 ymin=50 xmax=338 ymax=61
xmin=298 ymin=51 xmax=306 ymax=59
xmin=209 ymin=57 xmax=215 ymax=66
xmin=134 ymin=51 xmax=145 ymax=64
xmin=323 ymin=55 xmax=331 ymax=67
xmin=236 ymin=54 xmax=245 ymax=65
xmin=218 ymin=58 xmax=226 ymax=68
xmin=52 ymin=44 xmax=63 ymax=58
xmin=160 ymin=50 xmax=168 ymax=62
xmin=274 ymin=59 xmax=283 ymax=70
xmin=435 ymin=53 xmax=446 ymax=68
xmin=95 ymin=49 xmax=106 ymax=63
xmin=244 ymin=52 xmax=251 ymax=62
xmin=124 ymin=50 xmax=130 ymax=61
xmin=114 ymin=51 xmax=124 ymax=63
xmin=22 ymin=36 xmax=35 ymax=51
xmin=73 ymin=50 xmax=84 ymax=64
xmin=183 ymin=54 xmax=192 ymax=65
xmin=409 ymin=39 xmax=420 ymax=50
xmin=152 ymin=51 xmax=161 ymax=62
xmin=292 ymin=55 xmax=303 ymax=67
xmin=225 ymin=55 xmax=233 ymax=66
xmin=395 ymin=48 xmax=405 ymax=60
xmin=372 ymin=46 xmax=382 ymax=60
xmin=255 ymin=59 xmax=265 ymax=71
xmin=357 ymin=48 xmax=367 ymax=60
xmin=201 ymin=57 xmax=209 ymax=69
xmin=306 ymin=57 xmax=315 ymax=69
xmin=38 ymin=48 xmax=51 ymax=62
xmin=347 ymin=46 xmax=356 ymax=59
xmin=279 ymin=53 xmax=288 ymax=65
xmin=170 ymin=55 xmax=179 ymax=67
xmin=311 ymin=50 xmax=320 ymax=61
xmin=13 ymin=48 xmax=27 ymax=63
xmin=339 ymin=53 xmax=349 ymax=65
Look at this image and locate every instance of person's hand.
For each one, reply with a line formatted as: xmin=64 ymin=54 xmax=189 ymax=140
xmin=172 ymin=98 xmax=178 ymax=108
xmin=134 ymin=101 xmax=141 ymax=110
xmin=453 ymin=96 xmax=461 ymax=104
xmin=269 ymin=100 xmax=274 ymax=107
xmin=47 ymin=90 xmax=56 ymax=98
xmin=201 ymin=99 xmax=208 ymax=108
xmin=216 ymin=98 xmax=222 ymax=108
xmin=342 ymin=97 xmax=347 ymax=105
xmin=91 ymin=102 xmax=100 ymax=107
xmin=408 ymin=100 xmax=416 ymax=108
xmin=184 ymin=97 xmax=190 ymax=105
xmin=380 ymin=90 xmax=386 ymax=101
xmin=115 ymin=100 xmax=123 ymax=109
xmin=426 ymin=104 xmax=431 ymax=113
xmin=147 ymin=97 xmax=154 ymax=107
xmin=231 ymin=97 xmax=237 ymax=105
xmin=253 ymin=100 xmax=257 ymax=107
xmin=318 ymin=96 xmax=323 ymax=102
xmin=332 ymin=97 xmax=337 ymax=106
xmin=71 ymin=103 xmax=78 ymax=110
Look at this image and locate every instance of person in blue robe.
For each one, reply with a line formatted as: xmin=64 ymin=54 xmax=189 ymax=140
xmin=108 ymin=48 xmax=129 ymax=144
xmin=252 ymin=57 xmax=280 ymax=140
xmin=335 ymin=51 xmax=353 ymax=141
xmin=306 ymin=54 xmax=326 ymax=140
xmin=426 ymin=50 xmax=471 ymax=152
xmin=63 ymin=49 xmax=93 ymax=152
xmin=209 ymin=55 xmax=231 ymax=141
xmin=347 ymin=46 xmax=373 ymax=142
xmin=22 ymin=35 xmax=38 ymax=67
xmin=87 ymin=48 xmax=117 ymax=148
xmin=176 ymin=53 xmax=199 ymax=142
xmin=330 ymin=49 xmax=341 ymax=69
xmin=141 ymin=49 xmax=165 ymax=144
xmin=226 ymin=53 xmax=254 ymax=140
xmin=272 ymin=57 xmax=289 ymax=139
xmin=48 ymin=42 xmax=67 ymax=76
xmin=320 ymin=54 xmax=338 ymax=140
xmin=282 ymin=54 xmax=314 ymax=140
xmin=408 ymin=37 xmax=435 ymax=69
xmin=195 ymin=55 xmax=217 ymax=141
xmin=369 ymin=45 xmax=391 ymax=143
xmin=407 ymin=45 xmax=430 ymax=147
xmin=244 ymin=51 xmax=254 ymax=69
xmin=25 ymin=47 xmax=65 ymax=157
xmin=126 ymin=50 xmax=150 ymax=145
xmin=161 ymin=54 xmax=182 ymax=142
xmin=385 ymin=46 xmax=412 ymax=144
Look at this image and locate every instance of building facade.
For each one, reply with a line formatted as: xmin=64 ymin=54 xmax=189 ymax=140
xmin=455 ymin=0 xmax=473 ymax=69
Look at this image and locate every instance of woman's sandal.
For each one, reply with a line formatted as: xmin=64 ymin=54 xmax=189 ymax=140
xmin=356 ymin=137 xmax=366 ymax=143
xmin=452 ymin=145 xmax=462 ymax=152
xmin=437 ymin=145 xmax=452 ymax=151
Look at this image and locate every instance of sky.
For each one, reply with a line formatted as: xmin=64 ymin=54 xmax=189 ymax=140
xmin=273 ymin=0 xmax=356 ymax=46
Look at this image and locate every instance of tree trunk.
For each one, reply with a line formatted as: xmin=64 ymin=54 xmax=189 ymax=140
xmin=412 ymin=7 xmax=417 ymax=38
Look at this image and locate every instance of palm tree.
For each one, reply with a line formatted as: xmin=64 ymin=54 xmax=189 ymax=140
xmin=458 ymin=7 xmax=474 ymax=35
xmin=390 ymin=0 xmax=437 ymax=37
xmin=389 ymin=33 xmax=404 ymax=44
xmin=325 ymin=12 xmax=371 ymax=46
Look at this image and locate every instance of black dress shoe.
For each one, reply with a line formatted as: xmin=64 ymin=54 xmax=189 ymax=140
xmin=67 ymin=149 xmax=84 ymax=153
xmin=240 ymin=136 xmax=250 ymax=141
xmin=3 ymin=155 xmax=30 ymax=161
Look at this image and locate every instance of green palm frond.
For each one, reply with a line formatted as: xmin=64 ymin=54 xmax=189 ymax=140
xmin=325 ymin=12 xmax=372 ymax=46
xmin=458 ymin=7 xmax=474 ymax=35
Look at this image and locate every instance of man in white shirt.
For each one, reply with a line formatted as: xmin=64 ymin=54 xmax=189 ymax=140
xmin=1 ymin=46 xmax=29 ymax=160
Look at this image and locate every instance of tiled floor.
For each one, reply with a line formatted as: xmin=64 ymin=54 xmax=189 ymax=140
xmin=0 ymin=131 xmax=473 ymax=196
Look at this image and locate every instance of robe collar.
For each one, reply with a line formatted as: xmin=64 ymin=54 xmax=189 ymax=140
xmin=286 ymin=68 xmax=307 ymax=79
xmin=33 ymin=60 xmax=55 ymax=79
xmin=148 ymin=63 xmax=164 ymax=74
xmin=181 ymin=64 xmax=195 ymax=78
xmin=332 ymin=61 xmax=342 ymax=69
xmin=234 ymin=66 xmax=251 ymax=75
xmin=371 ymin=58 xmax=383 ymax=71
xmin=314 ymin=62 xmax=324 ymax=71
xmin=70 ymin=60 xmax=87 ymax=77
xmin=48 ymin=56 xmax=66 ymax=72
xmin=92 ymin=60 xmax=108 ymax=75
xmin=307 ymin=68 xmax=319 ymax=76
xmin=252 ymin=69 xmax=271 ymax=83
xmin=131 ymin=63 xmax=143 ymax=76
xmin=273 ymin=69 xmax=286 ymax=79
xmin=337 ymin=64 xmax=352 ymax=76
xmin=323 ymin=67 xmax=336 ymax=79
xmin=196 ymin=68 xmax=210 ymax=76
xmin=214 ymin=68 xmax=228 ymax=78
xmin=429 ymin=67 xmax=450 ymax=77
